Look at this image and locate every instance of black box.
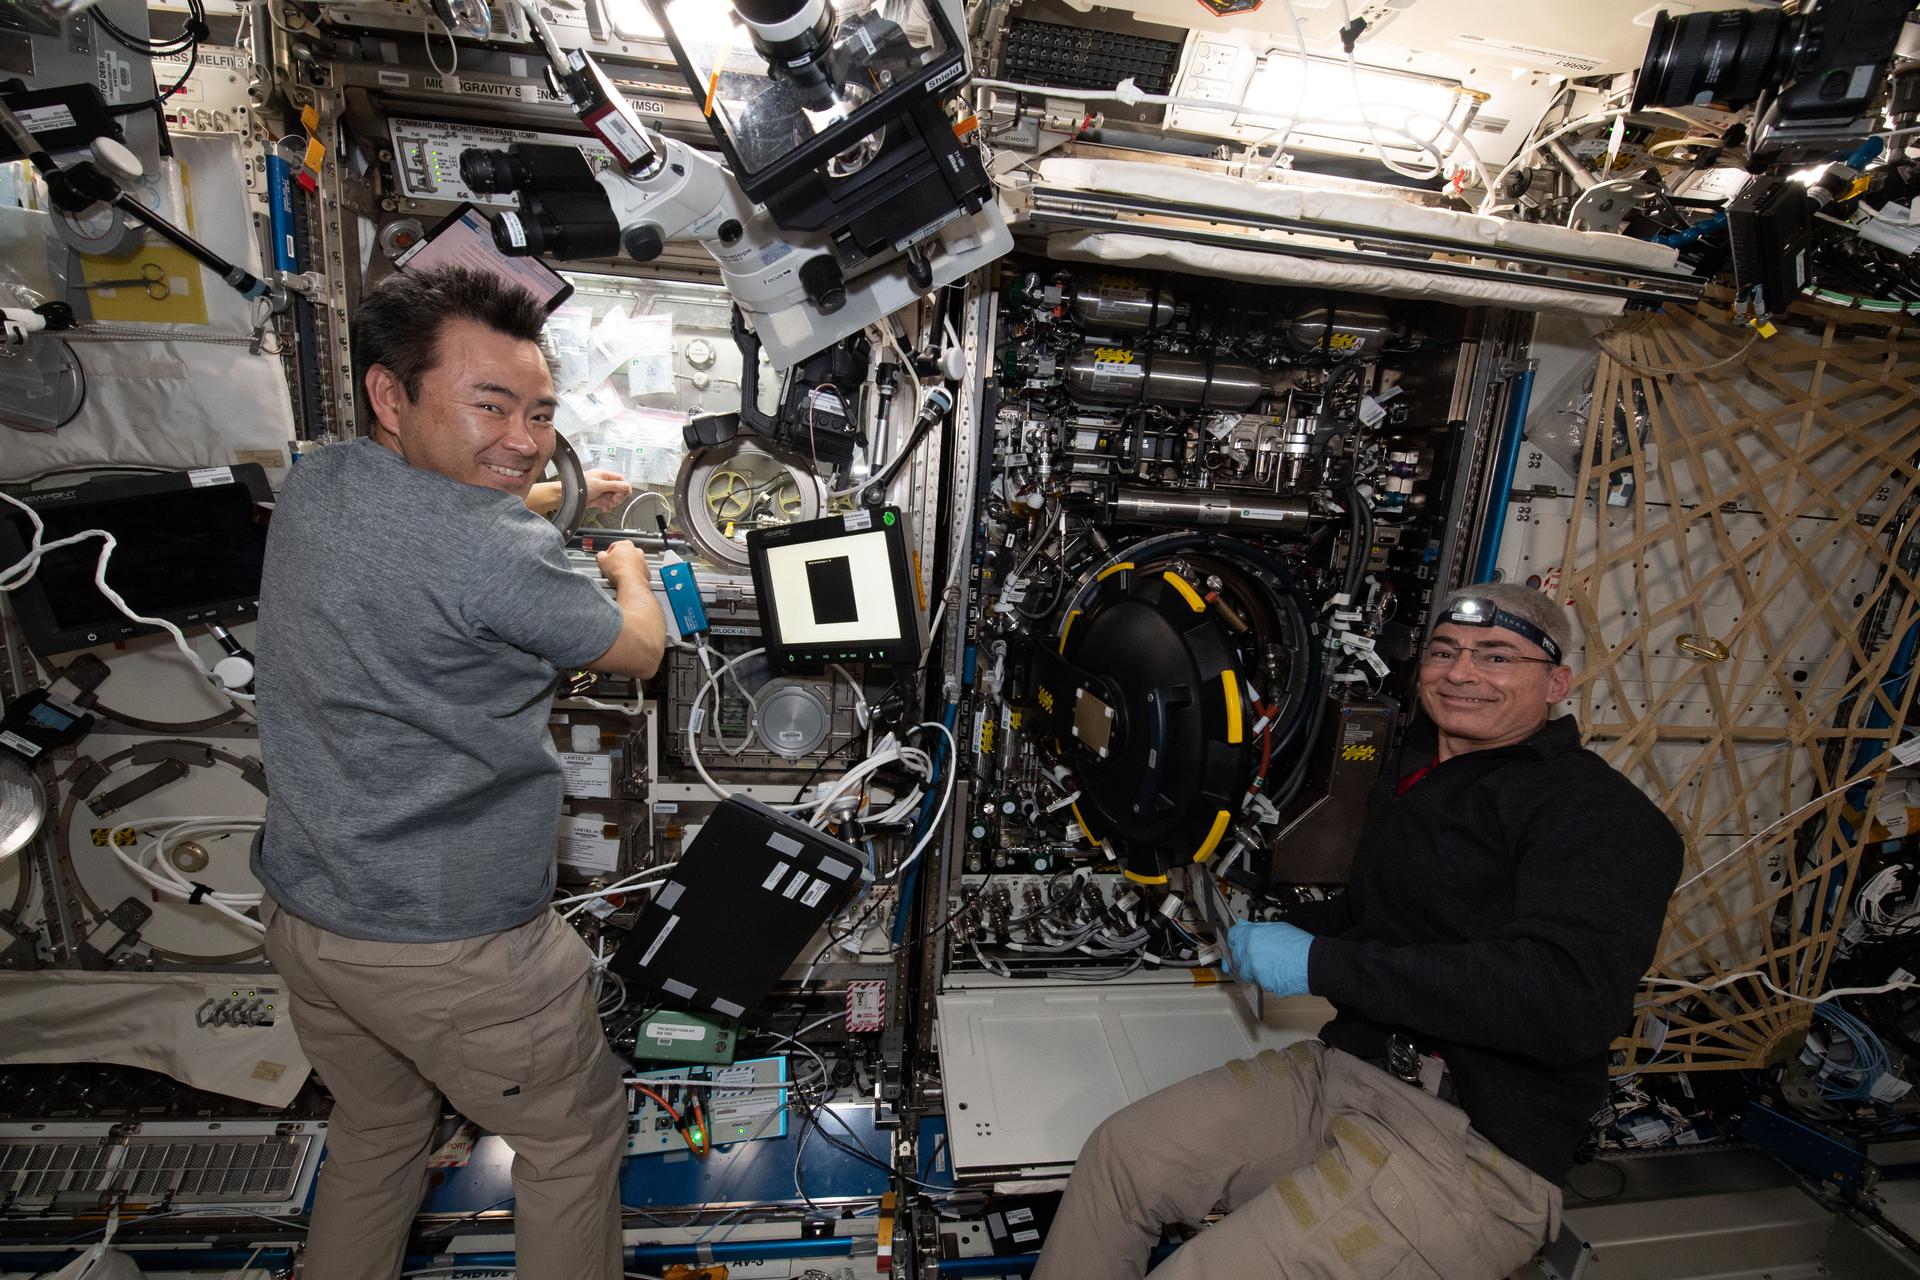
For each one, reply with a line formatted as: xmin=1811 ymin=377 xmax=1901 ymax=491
xmin=611 ymin=796 xmax=872 ymax=1019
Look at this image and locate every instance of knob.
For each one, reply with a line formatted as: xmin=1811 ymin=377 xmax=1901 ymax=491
xmin=622 ymin=223 xmax=666 ymax=262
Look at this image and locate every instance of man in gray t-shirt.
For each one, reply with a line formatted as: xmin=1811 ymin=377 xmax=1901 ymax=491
xmin=254 ymin=267 xmax=664 ymax=1280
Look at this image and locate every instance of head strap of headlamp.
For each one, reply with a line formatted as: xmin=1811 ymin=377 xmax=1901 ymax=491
xmin=1441 ymin=597 xmax=1563 ymax=664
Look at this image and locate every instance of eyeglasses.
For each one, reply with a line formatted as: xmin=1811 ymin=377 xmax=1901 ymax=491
xmin=1420 ymin=642 xmax=1557 ymax=670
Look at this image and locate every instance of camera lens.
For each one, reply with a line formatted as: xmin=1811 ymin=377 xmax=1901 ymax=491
xmin=459 ymin=147 xmax=519 ymax=195
xmin=460 ymin=143 xmax=603 ymax=196
xmin=490 ymin=191 xmax=621 ymax=261
xmin=1634 ymin=8 xmax=1801 ymax=111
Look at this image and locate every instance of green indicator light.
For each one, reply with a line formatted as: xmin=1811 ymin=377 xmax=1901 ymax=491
xmin=882 ymin=511 xmax=896 ymax=526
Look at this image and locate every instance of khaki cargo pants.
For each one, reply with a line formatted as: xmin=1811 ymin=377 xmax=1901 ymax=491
xmin=1032 ymin=1040 xmax=1560 ymax=1280
xmin=263 ymin=899 xmax=627 ymax=1280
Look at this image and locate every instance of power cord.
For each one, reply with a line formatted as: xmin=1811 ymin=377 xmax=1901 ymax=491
xmin=0 ymin=489 xmax=256 ymax=710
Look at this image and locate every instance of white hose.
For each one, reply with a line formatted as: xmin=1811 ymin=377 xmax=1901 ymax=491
xmin=111 ymin=816 xmax=266 ymax=934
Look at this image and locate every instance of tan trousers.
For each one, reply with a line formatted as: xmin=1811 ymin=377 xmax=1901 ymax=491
xmin=263 ymin=900 xmax=628 ymax=1280
xmin=1032 ymin=1041 xmax=1560 ymax=1280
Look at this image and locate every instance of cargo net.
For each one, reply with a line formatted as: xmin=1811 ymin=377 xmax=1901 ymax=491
xmin=1548 ymin=304 xmax=1920 ymax=1073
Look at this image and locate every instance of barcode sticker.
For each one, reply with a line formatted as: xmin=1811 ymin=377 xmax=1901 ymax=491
xmin=0 ymin=731 xmax=40 ymax=758
xmin=188 ymin=467 xmax=235 ymax=488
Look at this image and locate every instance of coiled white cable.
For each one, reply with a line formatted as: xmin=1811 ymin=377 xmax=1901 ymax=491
xmin=110 ymin=815 xmax=266 ymax=933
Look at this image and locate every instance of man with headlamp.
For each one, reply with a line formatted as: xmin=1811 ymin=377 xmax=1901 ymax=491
xmin=1035 ymin=582 xmax=1682 ymax=1279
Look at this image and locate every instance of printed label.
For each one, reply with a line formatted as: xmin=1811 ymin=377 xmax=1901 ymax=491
xmin=644 ymin=1020 xmax=706 ymax=1042
xmin=559 ymin=751 xmax=614 ymax=798
xmin=636 ymin=914 xmax=677 ymax=967
xmin=188 ymin=466 xmax=235 ymax=488
xmin=595 ymin=110 xmax=651 ymax=166
xmin=559 ymin=817 xmax=619 ymax=873
xmin=15 ymin=104 xmax=77 ymax=133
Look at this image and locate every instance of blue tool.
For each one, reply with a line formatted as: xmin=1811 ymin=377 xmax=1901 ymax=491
xmin=266 ymin=143 xmax=299 ymax=273
xmin=659 ymin=557 xmax=707 ymax=636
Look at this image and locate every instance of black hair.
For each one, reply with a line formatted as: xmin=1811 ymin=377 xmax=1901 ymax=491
xmin=353 ymin=266 xmax=549 ymax=401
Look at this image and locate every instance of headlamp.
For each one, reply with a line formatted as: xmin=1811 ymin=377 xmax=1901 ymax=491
xmin=1441 ymin=597 xmax=1563 ymax=664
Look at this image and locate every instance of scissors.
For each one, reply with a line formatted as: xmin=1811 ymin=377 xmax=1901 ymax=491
xmin=84 ymin=263 xmax=169 ymax=301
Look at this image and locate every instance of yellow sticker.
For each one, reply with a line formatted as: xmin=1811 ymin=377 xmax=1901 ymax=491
xmin=1091 ymin=346 xmax=1135 ymax=365
xmin=90 ymin=827 xmax=138 ymax=847
xmin=1340 ymin=744 xmax=1379 ymax=762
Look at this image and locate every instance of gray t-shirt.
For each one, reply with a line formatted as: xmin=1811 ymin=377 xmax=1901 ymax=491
xmin=251 ymin=437 xmax=623 ymax=942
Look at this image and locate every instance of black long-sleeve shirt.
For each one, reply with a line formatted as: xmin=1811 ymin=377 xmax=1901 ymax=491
xmin=1295 ymin=714 xmax=1682 ymax=1183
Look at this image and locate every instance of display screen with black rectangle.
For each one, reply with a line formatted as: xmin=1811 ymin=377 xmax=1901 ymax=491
xmin=763 ymin=531 xmax=902 ymax=648
xmin=0 ymin=481 xmax=269 ymax=651
xmin=805 ymin=556 xmax=859 ymax=624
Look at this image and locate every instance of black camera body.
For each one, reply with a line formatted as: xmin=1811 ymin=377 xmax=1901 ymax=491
xmin=1637 ymin=0 xmax=1918 ymax=166
xmin=1758 ymin=0 xmax=1916 ymax=163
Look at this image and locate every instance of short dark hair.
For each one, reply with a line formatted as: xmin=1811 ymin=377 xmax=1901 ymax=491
xmin=354 ymin=266 xmax=550 ymax=401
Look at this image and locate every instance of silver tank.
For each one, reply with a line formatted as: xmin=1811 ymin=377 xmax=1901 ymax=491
xmin=1064 ymin=347 xmax=1280 ymax=409
xmin=1108 ymin=487 xmax=1315 ymax=533
xmin=1069 ymin=273 xmax=1184 ymax=335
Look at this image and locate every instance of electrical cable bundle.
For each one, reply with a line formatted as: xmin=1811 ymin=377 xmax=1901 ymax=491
xmin=1848 ymin=862 xmax=1920 ymax=950
xmin=1806 ymin=1002 xmax=1894 ymax=1103
xmin=94 ymin=0 xmax=208 ymax=113
xmin=1589 ymin=1077 xmax=1700 ymax=1150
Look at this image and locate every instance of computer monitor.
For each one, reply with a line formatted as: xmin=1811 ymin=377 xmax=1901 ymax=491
xmin=747 ymin=508 xmax=923 ymax=668
xmin=0 ymin=465 xmax=273 ymax=656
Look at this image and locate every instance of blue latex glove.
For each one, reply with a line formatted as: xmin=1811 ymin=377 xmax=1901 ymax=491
xmin=1227 ymin=921 xmax=1315 ymax=997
